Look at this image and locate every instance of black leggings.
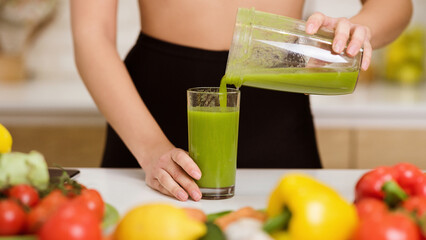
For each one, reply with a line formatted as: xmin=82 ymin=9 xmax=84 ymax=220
xmin=101 ymin=32 xmax=322 ymax=169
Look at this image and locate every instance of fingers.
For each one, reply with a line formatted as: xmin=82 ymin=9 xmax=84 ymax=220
xmin=306 ymin=12 xmax=337 ymax=34
xmin=149 ymin=178 xmax=172 ymax=197
xmin=346 ymin=26 xmax=367 ymax=57
xmin=332 ymin=18 xmax=351 ymax=53
xmin=163 ymin=159 xmax=202 ymax=201
xmin=169 ymin=151 xmax=202 ymax=201
xmin=306 ymin=12 xmax=371 ymax=70
xmin=157 ymin=169 xmax=190 ymax=201
xmin=145 ymin=148 xmax=202 ymax=202
xmin=306 ymin=12 xmax=325 ymax=34
xmin=307 ymin=14 xmax=357 ymax=54
xmin=361 ymin=40 xmax=372 ymax=71
xmin=171 ymin=149 xmax=202 ymax=180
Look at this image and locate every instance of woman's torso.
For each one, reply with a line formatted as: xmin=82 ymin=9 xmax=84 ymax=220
xmin=102 ymin=0 xmax=322 ymax=168
xmin=138 ymin=0 xmax=304 ymax=50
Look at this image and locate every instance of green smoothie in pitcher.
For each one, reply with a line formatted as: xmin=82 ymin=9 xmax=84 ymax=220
xmin=220 ymin=69 xmax=359 ymax=95
xmin=188 ymin=106 xmax=239 ymax=188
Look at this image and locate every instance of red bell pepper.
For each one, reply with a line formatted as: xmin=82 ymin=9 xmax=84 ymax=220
xmin=394 ymin=163 xmax=426 ymax=196
xmin=403 ymin=196 xmax=426 ymax=218
xmin=403 ymin=196 xmax=426 ymax=239
xmin=355 ymin=163 xmax=426 ymax=203
xmin=353 ymin=198 xmax=421 ymax=240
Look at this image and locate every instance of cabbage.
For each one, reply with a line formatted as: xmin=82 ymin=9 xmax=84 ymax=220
xmin=0 ymin=151 xmax=49 ymax=190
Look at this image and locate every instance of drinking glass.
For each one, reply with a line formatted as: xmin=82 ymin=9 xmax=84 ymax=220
xmin=187 ymin=87 xmax=240 ymax=199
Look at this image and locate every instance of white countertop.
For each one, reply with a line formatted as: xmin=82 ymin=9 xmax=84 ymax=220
xmin=75 ymin=168 xmax=367 ymax=215
xmin=1 ymin=79 xmax=426 ymax=128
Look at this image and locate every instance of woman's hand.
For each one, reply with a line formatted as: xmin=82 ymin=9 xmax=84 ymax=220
xmin=305 ymin=12 xmax=372 ymax=71
xmin=142 ymin=148 xmax=202 ymax=202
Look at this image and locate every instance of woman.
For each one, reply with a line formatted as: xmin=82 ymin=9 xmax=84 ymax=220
xmin=70 ymin=0 xmax=412 ymax=201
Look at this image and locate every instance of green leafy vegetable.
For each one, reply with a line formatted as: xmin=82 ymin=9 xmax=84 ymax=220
xmin=198 ymin=222 xmax=226 ymax=240
xmin=0 ymin=151 xmax=49 ymax=190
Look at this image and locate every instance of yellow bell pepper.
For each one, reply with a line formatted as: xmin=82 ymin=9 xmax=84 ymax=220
xmin=266 ymin=174 xmax=358 ymax=240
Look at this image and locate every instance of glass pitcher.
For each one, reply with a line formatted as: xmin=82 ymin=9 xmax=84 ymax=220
xmin=222 ymin=8 xmax=363 ymax=95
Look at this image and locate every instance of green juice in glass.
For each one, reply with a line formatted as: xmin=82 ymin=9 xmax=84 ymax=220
xmin=220 ymin=69 xmax=359 ymax=95
xmin=188 ymin=106 xmax=239 ymax=188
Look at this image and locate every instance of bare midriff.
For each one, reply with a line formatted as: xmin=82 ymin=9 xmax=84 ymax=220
xmin=138 ymin=0 xmax=304 ymax=50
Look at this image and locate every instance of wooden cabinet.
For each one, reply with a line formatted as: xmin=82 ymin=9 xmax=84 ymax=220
xmin=317 ymin=128 xmax=426 ymax=169
xmin=316 ymin=129 xmax=353 ymax=168
xmin=8 ymin=126 xmax=105 ymax=167
xmin=7 ymin=125 xmax=426 ymax=169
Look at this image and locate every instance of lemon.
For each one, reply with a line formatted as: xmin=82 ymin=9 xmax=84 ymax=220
xmin=114 ymin=203 xmax=207 ymax=240
xmin=271 ymin=231 xmax=291 ymax=240
xmin=0 ymin=124 xmax=12 ymax=153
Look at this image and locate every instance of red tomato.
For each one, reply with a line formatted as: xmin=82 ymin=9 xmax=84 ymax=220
xmin=355 ymin=197 xmax=388 ymax=220
xmin=0 ymin=199 xmax=26 ymax=236
xmin=8 ymin=184 xmax=40 ymax=207
xmin=26 ymin=190 xmax=69 ymax=233
xmin=38 ymin=201 xmax=102 ymax=240
xmin=63 ymin=183 xmax=86 ymax=198
xmin=353 ymin=212 xmax=421 ymax=240
xmin=72 ymin=189 xmax=105 ymax=220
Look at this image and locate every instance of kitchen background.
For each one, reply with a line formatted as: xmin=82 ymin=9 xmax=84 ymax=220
xmin=0 ymin=0 xmax=425 ymax=169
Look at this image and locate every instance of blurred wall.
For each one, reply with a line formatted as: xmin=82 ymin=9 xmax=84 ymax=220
xmin=20 ymin=0 xmax=426 ymax=83
xmin=25 ymin=0 xmax=140 ymax=82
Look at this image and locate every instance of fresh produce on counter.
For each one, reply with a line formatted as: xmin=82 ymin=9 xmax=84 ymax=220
xmin=3 ymin=123 xmax=426 ymax=240
xmin=113 ymin=203 xmax=207 ymax=240
xmin=0 ymin=124 xmax=48 ymax=190
xmin=0 ymin=171 xmax=119 ymax=240
xmin=0 ymin=199 xmax=26 ymax=236
xmin=110 ymin=163 xmax=426 ymax=240
xmin=355 ymin=162 xmax=426 ymax=203
xmin=354 ymin=198 xmax=421 ymax=240
xmin=111 ymin=174 xmax=358 ymax=240
xmin=0 ymin=123 xmax=12 ymax=154
xmin=265 ymin=174 xmax=358 ymax=240
xmin=214 ymin=206 xmax=269 ymax=240
xmin=0 ymin=151 xmax=49 ymax=190
xmin=0 ymin=123 xmax=119 ymax=240
xmin=8 ymin=184 xmax=40 ymax=207
xmin=354 ymin=162 xmax=426 ymax=240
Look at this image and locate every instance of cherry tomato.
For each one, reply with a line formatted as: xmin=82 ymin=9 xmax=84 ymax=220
xmin=26 ymin=190 xmax=69 ymax=233
xmin=8 ymin=184 xmax=40 ymax=207
xmin=0 ymin=199 xmax=26 ymax=236
xmin=72 ymin=189 xmax=105 ymax=220
xmin=38 ymin=201 xmax=102 ymax=240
